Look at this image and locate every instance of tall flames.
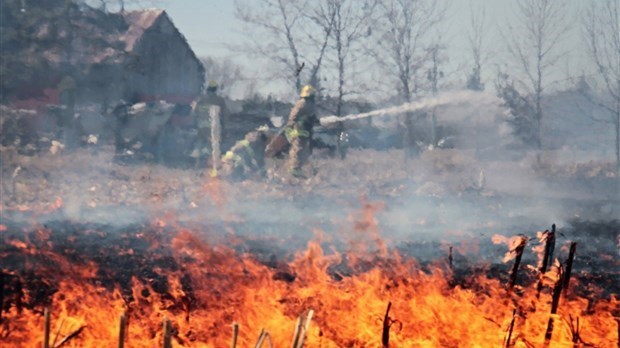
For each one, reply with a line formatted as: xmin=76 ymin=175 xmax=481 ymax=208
xmin=0 ymin=201 xmax=618 ymax=347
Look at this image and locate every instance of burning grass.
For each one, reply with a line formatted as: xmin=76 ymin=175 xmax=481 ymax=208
xmin=1 ymin=210 xmax=618 ymax=347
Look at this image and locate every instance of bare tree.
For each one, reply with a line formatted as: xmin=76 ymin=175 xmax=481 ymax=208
xmin=466 ymin=1 xmax=486 ymax=91
xmin=327 ymin=0 xmax=376 ymax=116
xmin=234 ymin=0 xmax=332 ymax=94
xmin=370 ymin=0 xmax=449 ymax=153
xmin=302 ymin=1 xmax=336 ymax=91
xmin=583 ymin=0 xmax=620 ymax=172
xmin=373 ymin=0 xmax=448 ymax=102
xmin=465 ymin=2 xmax=488 ymax=157
xmin=505 ymin=0 xmax=570 ymax=151
xmin=200 ymin=56 xmax=244 ymax=97
xmin=427 ymin=42 xmax=446 ymax=146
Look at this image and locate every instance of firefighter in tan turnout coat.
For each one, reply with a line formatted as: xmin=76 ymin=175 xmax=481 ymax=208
xmin=221 ymin=128 xmax=270 ymax=180
xmin=285 ymin=85 xmax=318 ymax=177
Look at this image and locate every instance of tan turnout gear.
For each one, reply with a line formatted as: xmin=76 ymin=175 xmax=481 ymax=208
xmin=194 ymin=91 xmax=228 ymax=129
xmin=221 ymin=130 xmax=269 ymax=180
xmin=286 ymin=88 xmax=318 ymax=176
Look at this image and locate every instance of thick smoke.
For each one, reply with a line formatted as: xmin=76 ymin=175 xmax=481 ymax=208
xmin=3 ymin=89 xmax=617 ymax=263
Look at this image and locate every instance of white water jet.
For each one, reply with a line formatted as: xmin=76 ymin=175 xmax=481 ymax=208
xmin=319 ymin=90 xmax=505 ymax=126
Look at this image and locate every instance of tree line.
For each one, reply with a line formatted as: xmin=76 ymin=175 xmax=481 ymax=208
xmin=0 ymin=0 xmax=618 ymax=170
xmin=231 ymin=0 xmax=619 ymax=171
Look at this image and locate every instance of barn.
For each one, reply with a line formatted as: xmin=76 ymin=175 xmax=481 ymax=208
xmin=1 ymin=3 xmax=204 ymax=109
xmin=116 ymin=9 xmax=205 ymax=104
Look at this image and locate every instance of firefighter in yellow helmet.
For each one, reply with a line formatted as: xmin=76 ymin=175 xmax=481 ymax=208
xmin=221 ymin=127 xmax=271 ymax=181
xmin=190 ymin=80 xmax=229 ymax=168
xmin=285 ymin=85 xmax=318 ymax=177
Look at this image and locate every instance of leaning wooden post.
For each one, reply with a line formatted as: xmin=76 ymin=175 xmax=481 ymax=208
xmin=231 ymin=322 xmax=239 ymax=348
xmin=544 ymin=266 xmax=564 ymax=346
xmin=290 ymin=316 xmax=303 ymax=348
xmin=379 ymin=301 xmax=402 ymax=348
xmin=163 ymin=318 xmax=172 ymax=348
xmin=0 ymin=272 xmax=4 ymax=322
xmin=382 ymin=302 xmax=393 ymax=348
xmin=562 ymin=242 xmax=577 ymax=297
xmin=448 ymin=246 xmax=453 ymax=271
xmin=548 ymin=224 xmax=556 ymax=266
xmin=118 ymin=313 xmax=127 ymax=348
xmin=255 ymin=329 xmax=266 ymax=348
xmin=296 ymin=309 xmax=314 ymax=348
xmin=616 ymin=318 xmax=619 ymax=348
xmin=537 ymin=225 xmax=556 ymax=297
xmin=255 ymin=330 xmax=273 ymax=348
xmin=210 ymin=105 xmax=222 ymax=176
xmin=504 ymin=309 xmax=517 ymax=348
xmin=43 ymin=307 xmax=51 ymax=348
xmin=508 ymin=236 xmax=527 ymax=292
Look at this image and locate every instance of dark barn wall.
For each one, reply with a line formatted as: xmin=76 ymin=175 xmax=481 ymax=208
xmin=81 ymin=63 xmax=124 ymax=107
xmin=124 ymin=13 xmax=204 ymax=103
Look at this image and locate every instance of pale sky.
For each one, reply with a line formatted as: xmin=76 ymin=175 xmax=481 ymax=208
xmin=163 ymin=1 xmax=235 ymax=58
xmin=156 ymin=0 xmax=588 ymax=99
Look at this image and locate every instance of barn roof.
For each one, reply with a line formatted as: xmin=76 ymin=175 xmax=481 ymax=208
xmin=5 ymin=4 xmax=203 ymax=102
xmin=120 ymin=9 xmax=165 ymax=51
xmin=34 ymin=8 xmax=185 ymax=66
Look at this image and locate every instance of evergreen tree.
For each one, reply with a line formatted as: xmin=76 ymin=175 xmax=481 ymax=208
xmin=495 ymin=72 xmax=537 ymax=146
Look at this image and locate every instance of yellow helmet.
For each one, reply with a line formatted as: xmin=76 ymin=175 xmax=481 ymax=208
xmin=207 ymin=80 xmax=218 ymax=89
xmin=300 ymin=85 xmax=316 ymax=98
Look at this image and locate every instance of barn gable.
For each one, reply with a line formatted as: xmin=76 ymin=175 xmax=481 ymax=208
xmin=121 ymin=10 xmax=205 ymax=103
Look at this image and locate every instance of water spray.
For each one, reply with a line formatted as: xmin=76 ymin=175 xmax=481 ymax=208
xmin=319 ymin=90 xmax=504 ymax=127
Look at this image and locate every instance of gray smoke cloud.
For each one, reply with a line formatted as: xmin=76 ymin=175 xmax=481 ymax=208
xmin=3 ymin=89 xmax=617 ymax=263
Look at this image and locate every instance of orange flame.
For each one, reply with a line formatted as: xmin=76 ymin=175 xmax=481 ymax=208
xmin=1 ymin=208 xmax=617 ymax=347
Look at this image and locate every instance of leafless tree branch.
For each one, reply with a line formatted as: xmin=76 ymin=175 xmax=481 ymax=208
xmin=505 ymin=0 xmax=571 ymax=150
xmin=582 ymin=0 xmax=620 ymax=170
